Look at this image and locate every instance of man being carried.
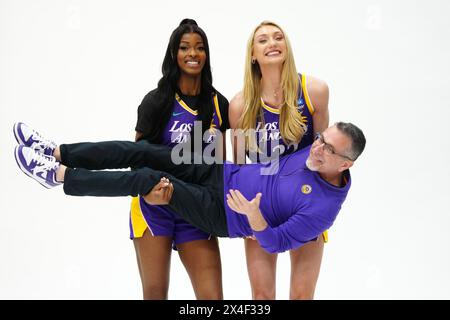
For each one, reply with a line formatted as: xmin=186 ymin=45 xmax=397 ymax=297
xmin=14 ymin=122 xmax=365 ymax=253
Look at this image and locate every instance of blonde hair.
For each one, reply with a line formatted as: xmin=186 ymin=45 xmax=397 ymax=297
xmin=240 ymin=21 xmax=306 ymax=152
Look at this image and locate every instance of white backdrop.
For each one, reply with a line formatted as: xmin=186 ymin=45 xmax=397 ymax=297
xmin=1 ymin=0 xmax=450 ymax=299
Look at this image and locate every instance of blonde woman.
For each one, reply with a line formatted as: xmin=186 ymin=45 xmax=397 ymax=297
xmin=229 ymin=21 xmax=330 ymax=299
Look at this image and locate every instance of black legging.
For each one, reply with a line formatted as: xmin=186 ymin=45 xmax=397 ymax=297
xmin=60 ymin=140 xmax=228 ymax=237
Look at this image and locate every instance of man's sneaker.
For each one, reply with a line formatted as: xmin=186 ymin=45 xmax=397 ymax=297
xmin=14 ymin=145 xmax=62 ymax=189
xmin=13 ymin=122 xmax=57 ymax=156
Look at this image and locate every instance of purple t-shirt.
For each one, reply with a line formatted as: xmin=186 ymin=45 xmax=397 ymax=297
xmin=224 ymin=146 xmax=351 ymax=253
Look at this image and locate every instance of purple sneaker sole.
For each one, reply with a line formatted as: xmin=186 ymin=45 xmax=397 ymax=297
xmin=13 ymin=122 xmax=25 ymax=145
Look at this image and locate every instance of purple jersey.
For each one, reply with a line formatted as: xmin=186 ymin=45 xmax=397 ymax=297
xmin=160 ymin=93 xmax=222 ymax=147
xmin=249 ymin=73 xmax=315 ymax=163
xmin=130 ymin=93 xmax=224 ymax=243
xmin=224 ymin=146 xmax=350 ymax=253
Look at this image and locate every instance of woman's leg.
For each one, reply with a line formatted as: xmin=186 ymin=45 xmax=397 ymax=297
xmin=133 ymin=230 xmax=173 ymax=300
xmin=177 ymin=238 xmax=223 ymax=300
xmin=131 ymin=195 xmax=222 ymax=300
xmin=244 ymin=238 xmax=278 ymax=300
xmin=289 ymin=236 xmax=324 ymax=300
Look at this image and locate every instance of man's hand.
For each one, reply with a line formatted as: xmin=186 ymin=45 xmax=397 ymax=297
xmin=226 ymin=189 xmax=267 ymax=232
xmin=143 ymin=177 xmax=173 ymax=205
xmin=226 ymin=189 xmax=262 ymax=216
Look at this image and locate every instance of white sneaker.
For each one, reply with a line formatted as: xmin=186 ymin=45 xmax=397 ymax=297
xmin=14 ymin=145 xmax=62 ymax=189
xmin=13 ymin=122 xmax=57 ymax=156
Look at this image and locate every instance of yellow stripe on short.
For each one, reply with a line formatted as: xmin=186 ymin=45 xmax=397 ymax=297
xmin=130 ymin=196 xmax=148 ymax=238
xmin=322 ymin=230 xmax=329 ymax=243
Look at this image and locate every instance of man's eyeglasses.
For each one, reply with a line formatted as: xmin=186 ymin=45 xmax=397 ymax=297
xmin=314 ymin=132 xmax=354 ymax=161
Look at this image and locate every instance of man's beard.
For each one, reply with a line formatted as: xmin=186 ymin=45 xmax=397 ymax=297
xmin=306 ymin=156 xmax=319 ymax=172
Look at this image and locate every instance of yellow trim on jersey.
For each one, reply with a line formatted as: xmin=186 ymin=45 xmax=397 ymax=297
xmin=175 ymin=93 xmax=198 ymax=116
xmin=301 ymin=74 xmax=315 ymax=115
xmin=260 ymin=98 xmax=280 ymax=114
xmin=322 ymin=230 xmax=329 ymax=243
xmin=130 ymin=196 xmax=151 ymax=238
xmin=213 ymin=94 xmax=223 ymax=126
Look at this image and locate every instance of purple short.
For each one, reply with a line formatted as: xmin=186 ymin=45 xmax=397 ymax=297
xmin=129 ymin=196 xmax=211 ymax=248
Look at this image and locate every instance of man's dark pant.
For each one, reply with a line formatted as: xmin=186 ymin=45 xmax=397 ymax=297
xmin=60 ymin=140 xmax=229 ymax=237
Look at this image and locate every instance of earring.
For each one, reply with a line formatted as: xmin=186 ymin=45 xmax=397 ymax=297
xmin=251 ymin=58 xmax=256 ymax=64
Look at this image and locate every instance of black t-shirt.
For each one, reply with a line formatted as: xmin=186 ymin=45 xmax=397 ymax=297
xmin=177 ymin=92 xmax=199 ymax=111
xmin=135 ymin=88 xmax=230 ymax=142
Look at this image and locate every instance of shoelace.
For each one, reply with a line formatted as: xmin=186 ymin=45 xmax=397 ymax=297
xmin=32 ymin=152 xmax=59 ymax=172
xmin=31 ymin=132 xmax=56 ymax=152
